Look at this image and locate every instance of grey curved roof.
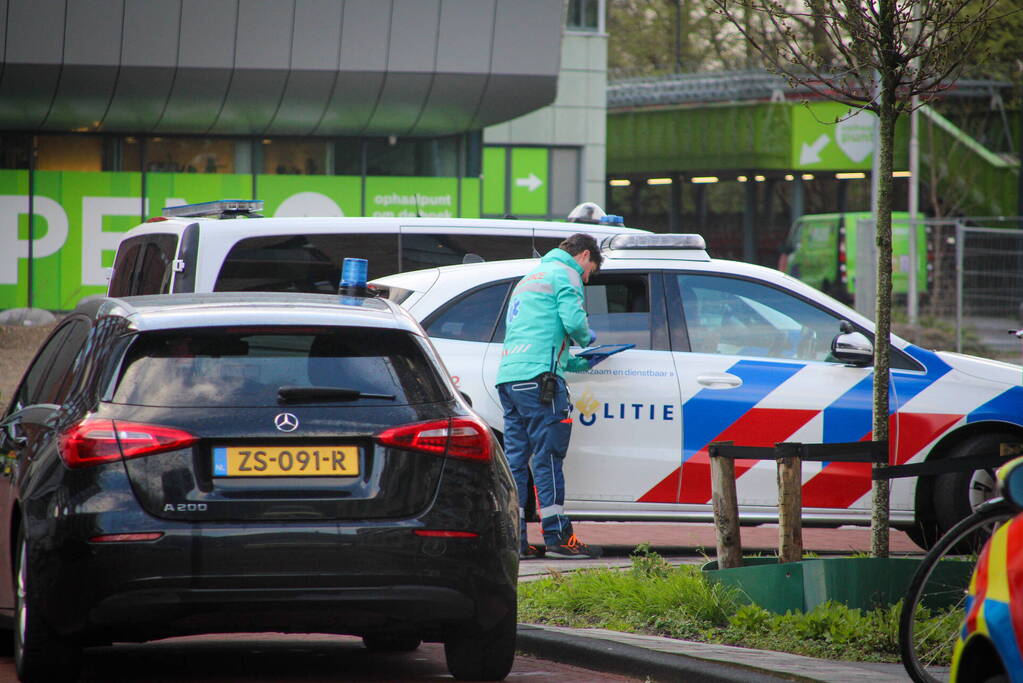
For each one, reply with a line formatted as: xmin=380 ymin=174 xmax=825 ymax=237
xmin=0 ymin=0 xmax=563 ymax=137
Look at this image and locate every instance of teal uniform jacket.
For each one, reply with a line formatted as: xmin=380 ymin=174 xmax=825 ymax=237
xmin=496 ymin=248 xmax=591 ymax=385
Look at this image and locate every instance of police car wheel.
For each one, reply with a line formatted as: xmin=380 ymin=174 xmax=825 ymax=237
xmin=933 ymin=432 xmax=1016 ymax=537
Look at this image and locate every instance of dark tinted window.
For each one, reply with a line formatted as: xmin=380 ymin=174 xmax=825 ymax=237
xmin=42 ymin=321 xmax=90 ymax=405
xmin=532 ymin=237 xmax=565 ymax=256
xmin=214 ymin=234 xmax=401 ymax=292
xmin=109 ymin=238 xmax=143 ymax=296
xmin=11 ymin=320 xmax=88 ymax=410
xmin=112 ymin=327 xmax=448 ymax=407
xmin=109 ymin=234 xmax=178 ymax=296
xmin=401 ymin=234 xmax=533 ymax=272
xmin=426 ymin=282 xmax=511 ymax=342
xmin=135 ymin=235 xmax=178 ymax=295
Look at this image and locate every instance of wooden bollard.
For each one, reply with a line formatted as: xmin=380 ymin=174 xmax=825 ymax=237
xmin=776 ymin=443 xmax=803 ymax=563
xmin=709 ymin=443 xmax=742 ymax=569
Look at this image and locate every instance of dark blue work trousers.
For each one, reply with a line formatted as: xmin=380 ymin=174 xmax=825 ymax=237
xmin=497 ymin=375 xmax=574 ymax=550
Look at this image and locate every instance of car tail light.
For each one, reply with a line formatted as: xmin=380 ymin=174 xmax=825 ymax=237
xmin=413 ymin=530 xmax=479 ymax=538
xmin=376 ymin=417 xmax=491 ymax=462
xmin=59 ymin=419 xmax=198 ymax=469
xmin=89 ymin=532 xmax=164 ymax=543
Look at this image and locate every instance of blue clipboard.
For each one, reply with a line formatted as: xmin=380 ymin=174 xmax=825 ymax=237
xmin=575 ymin=343 xmax=634 ymax=366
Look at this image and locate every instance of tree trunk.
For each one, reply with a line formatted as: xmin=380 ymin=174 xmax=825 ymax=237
xmin=870 ymin=43 xmax=898 ymax=559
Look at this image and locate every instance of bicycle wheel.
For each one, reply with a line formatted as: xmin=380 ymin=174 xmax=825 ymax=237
xmin=899 ymin=501 xmax=1016 ymax=683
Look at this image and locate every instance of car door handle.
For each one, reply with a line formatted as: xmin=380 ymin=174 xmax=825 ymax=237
xmin=696 ymin=372 xmax=743 ymax=389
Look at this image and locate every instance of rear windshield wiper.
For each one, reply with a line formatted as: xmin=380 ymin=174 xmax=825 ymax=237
xmin=277 ymin=386 xmax=396 ymax=403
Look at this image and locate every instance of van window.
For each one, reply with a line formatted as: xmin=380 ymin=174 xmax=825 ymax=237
xmin=137 ymin=237 xmax=178 ymax=295
xmin=214 ymin=234 xmax=401 ymax=292
xmin=400 ymin=234 xmax=533 ymax=272
xmin=109 ymin=239 xmax=143 ymax=297
xmin=109 ymin=234 xmax=178 ymax=296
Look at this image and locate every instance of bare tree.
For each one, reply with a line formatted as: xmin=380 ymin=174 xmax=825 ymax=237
xmin=710 ymin=0 xmax=1001 ymax=557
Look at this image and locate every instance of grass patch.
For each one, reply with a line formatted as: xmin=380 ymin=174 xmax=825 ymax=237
xmin=518 ymin=546 xmax=960 ymax=664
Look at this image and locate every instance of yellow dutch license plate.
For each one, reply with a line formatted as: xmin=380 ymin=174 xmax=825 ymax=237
xmin=213 ymin=446 xmax=360 ymax=477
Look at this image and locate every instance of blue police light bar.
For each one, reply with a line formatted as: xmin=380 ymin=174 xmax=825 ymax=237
xmin=599 ymin=214 xmax=625 ymax=226
xmin=602 ymin=233 xmax=706 ymax=251
xmin=162 ymin=199 xmax=264 ymax=219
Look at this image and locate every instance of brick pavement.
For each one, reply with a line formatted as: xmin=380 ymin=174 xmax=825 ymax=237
xmin=527 ymin=520 xmax=921 ymax=555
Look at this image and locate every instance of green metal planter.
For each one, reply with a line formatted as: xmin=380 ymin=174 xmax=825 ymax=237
xmin=702 ymin=556 xmax=973 ymax=614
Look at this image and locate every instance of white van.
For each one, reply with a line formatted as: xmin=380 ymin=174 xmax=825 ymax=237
xmin=108 ymin=200 xmax=646 ymax=297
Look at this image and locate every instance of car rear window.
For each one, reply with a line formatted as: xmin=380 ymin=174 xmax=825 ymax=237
xmin=111 ymin=326 xmax=449 ymax=407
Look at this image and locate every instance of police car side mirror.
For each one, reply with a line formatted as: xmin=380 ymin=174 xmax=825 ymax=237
xmin=999 ymin=457 xmax=1023 ymax=511
xmin=459 ymin=391 xmax=473 ymax=407
xmin=831 ymin=321 xmax=873 ymax=366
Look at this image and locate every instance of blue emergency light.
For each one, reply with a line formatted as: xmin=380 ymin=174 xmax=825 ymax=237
xmin=161 ymin=199 xmax=263 ymax=219
xmin=338 ymin=257 xmax=370 ymax=301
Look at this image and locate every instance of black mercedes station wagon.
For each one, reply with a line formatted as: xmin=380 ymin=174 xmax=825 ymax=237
xmin=0 ymin=292 xmax=518 ymax=682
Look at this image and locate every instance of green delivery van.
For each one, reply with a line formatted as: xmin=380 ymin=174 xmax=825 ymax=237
xmin=778 ymin=211 xmax=927 ymax=303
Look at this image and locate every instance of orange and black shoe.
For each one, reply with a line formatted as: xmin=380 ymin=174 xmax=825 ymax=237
xmin=545 ymin=534 xmax=602 ymax=560
xmin=519 ymin=545 xmax=545 ymax=560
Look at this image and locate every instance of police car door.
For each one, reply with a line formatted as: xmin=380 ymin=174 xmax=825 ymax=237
xmin=559 ymin=271 xmax=683 ymax=508
xmin=667 ymin=273 xmax=882 ymax=518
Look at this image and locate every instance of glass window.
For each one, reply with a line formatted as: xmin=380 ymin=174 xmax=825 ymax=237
xmin=333 ymin=138 xmax=363 ymax=175
xmin=36 ymin=135 xmax=103 ymax=171
xmin=109 ymin=238 xmax=144 ymax=297
xmin=566 ymin=0 xmax=600 ymax=31
xmin=110 ymin=234 xmax=178 ymax=296
xmin=366 ymin=136 xmax=460 ymax=177
xmin=464 ymin=131 xmax=482 ymax=177
xmin=12 ymin=320 xmax=89 ymax=410
xmin=12 ymin=324 xmax=76 ymax=411
xmin=425 ymin=282 xmax=511 ymax=342
xmin=584 ymin=274 xmax=651 ymax=349
xmin=145 ymin=137 xmax=237 ymax=173
xmin=214 ymin=234 xmax=401 ymax=293
xmin=46 ymin=322 xmax=91 ymax=405
xmin=120 ymin=136 xmax=143 ymax=172
xmin=134 ymin=235 xmax=179 ymax=295
xmin=400 ymin=234 xmax=533 ymax=272
xmin=550 ymin=147 xmax=581 ymax=217
xmin=0 ymin=135 xmax=31 ymax=169
xmin=261 ymin=138 xmax=329 ymax=175
xmin=677 ymin=274 xmax=840 ymax=361
xmin=112 ymin=327 xmax=448 ymax=407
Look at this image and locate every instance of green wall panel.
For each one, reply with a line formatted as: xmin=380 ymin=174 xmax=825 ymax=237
xmin=258 ymin=175 xmax=361 ymax=217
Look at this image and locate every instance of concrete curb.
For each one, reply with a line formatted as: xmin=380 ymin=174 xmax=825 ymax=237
xmin=515 ymin=624 xmax=794 ymax=683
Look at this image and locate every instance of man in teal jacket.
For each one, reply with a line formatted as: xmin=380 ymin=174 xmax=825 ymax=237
xmin=496 ymin=233 xmax=602 ymax=560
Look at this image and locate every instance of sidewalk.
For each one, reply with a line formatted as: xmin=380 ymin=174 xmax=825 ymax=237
xmin=517 ymin=521 xmax=921 ymax=682
xmin=527 ymin=520 xmax=922 ymax=556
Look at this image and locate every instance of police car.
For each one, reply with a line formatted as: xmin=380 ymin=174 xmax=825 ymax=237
xmin=950 ymin=457 xmax=1023 ymax=682
xmin=372 ymin=233 xmax=1023 ymax=548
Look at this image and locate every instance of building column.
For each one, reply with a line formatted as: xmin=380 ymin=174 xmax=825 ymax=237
xmin=670 ymin=174 xmax=683 ymax=233
xmin=743 ymin=178 xmax=756 ymax=263
xmin=790 ymin=176 xmax=804 ymax=227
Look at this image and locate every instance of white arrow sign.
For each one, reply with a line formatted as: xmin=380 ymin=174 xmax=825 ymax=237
xmin=800 ymin=134 xmax=830 ymax=164
xmin=515 ymin=173 xmax=543 ymax=192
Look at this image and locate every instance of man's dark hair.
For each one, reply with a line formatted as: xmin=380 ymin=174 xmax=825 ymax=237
xmin=558 ymin=233 xmax=602 ymax=270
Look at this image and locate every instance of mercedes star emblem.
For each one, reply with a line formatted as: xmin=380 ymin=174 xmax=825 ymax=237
xmin=274 ymin=413 xmax=299 ymax=432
